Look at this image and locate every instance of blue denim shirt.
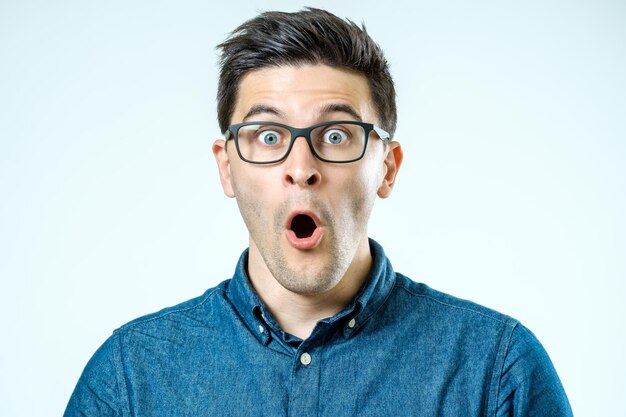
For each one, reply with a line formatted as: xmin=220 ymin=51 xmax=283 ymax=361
xmin=65 ymin=240 xmax=572 ymax=416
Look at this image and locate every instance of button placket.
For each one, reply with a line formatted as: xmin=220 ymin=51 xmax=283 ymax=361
xmin=289 ymin=346 xmax=321 ymax=416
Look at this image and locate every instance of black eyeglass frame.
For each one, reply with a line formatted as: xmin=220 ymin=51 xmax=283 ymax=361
xmin=223 ymin=120 xmax=391 ymax=164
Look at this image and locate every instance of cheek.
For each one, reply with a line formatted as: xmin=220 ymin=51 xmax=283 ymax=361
xmin=230 ymin=166 xmax=284 ymax=222
xmin=332 ymin=167 xmax=380 ymax=221
xmin=354 ymin=157 xmax=384 ymax=196
xmin=231 ymin=163 xmax=277 ymax=196
xmin=230 ymin=167 xmax=256 ymax=204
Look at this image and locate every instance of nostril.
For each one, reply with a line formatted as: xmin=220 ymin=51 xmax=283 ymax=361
xmin=284 ymin=172 xmax=319 ymax=186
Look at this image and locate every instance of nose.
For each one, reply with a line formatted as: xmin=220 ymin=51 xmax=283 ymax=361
xmin=282 ymin=136 xmax=321 ymax=187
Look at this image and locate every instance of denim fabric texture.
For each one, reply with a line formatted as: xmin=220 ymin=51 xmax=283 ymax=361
xmin=64 ymin=239 xmax=573 ymax=416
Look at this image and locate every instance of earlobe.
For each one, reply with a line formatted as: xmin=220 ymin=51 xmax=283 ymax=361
xmin=212 ymin=139 xmax=236 ymax=198
xmin=377 ymin=141 xmax=403 ymax=199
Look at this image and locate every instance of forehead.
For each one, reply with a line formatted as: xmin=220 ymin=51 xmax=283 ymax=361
xmin=231 ymin=64 xmax=376 ymax=125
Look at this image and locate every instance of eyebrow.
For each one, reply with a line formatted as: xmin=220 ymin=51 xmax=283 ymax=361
xmin=242 ymin=104 xmax=286 ymax=121
xmin=317 ymin=103 xmax=363 ymax=122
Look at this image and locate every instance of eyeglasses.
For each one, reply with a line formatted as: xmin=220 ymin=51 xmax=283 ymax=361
xmin=223 ymin=121 xmax=391 ymax=164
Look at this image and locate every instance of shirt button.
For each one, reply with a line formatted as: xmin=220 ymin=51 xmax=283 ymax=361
xmin=348 ymin=318 xmax=356 ymax=328
xmin=258 ymin=325 xmax=265 ymax=334
xmin=300 ymin=352 xmax=312 ymax=366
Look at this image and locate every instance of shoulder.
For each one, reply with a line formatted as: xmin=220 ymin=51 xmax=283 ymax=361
xmin=65 ymin=280 xmax=235 ymax=415
xmin=391 ymin=273 xmax=519 ymax=329
xmin=497 ymin=318 xmax=573 ymax=415
xmin=378 ymin=273 xmax=521 ymax=365
xmin=389 ymin=274 xmax=572 ymax=415
xmin=114 ymin=279 xmax=231 ymax=336
xmin=64 ymin=282 xmax=231 ymax=416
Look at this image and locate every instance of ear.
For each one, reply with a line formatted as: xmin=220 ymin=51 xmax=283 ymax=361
xmin=377 ymin=141 xmax=403 ymax=199
xmin=212 ymin=139 xmax=236 ymax=198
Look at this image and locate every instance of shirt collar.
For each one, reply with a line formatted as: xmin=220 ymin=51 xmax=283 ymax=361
xmin=340 ymin=238 xmax=396 ymax=338
xmin=226 ymin=238 xmax=396 ymax=344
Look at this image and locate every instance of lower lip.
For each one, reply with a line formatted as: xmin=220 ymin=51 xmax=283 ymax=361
xmin=285 ymin=227 xmax=324 ymax=250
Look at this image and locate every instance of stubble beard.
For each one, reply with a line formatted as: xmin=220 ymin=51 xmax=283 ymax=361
xmin=265 ymin=201 xmax=351 ymax=295
xmin=233 ymin=183 xmax=373 ymax=296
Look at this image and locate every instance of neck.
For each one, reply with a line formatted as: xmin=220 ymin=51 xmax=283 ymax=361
xmin=247 ymin=239 xmax=372 ymax=340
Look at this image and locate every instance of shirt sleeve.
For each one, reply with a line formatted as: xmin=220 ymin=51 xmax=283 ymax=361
xmin=64 ymin=333 xmax=126 ymax=417
xmin=496 ymin=324 xmax=573 ymax=417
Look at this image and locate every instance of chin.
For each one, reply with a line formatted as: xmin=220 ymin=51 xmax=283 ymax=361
xmin=271 ymin=262 xmax=345 ymax=296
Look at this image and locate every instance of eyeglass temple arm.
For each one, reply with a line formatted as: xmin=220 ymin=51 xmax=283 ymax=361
xmin=373 ymin=125 xmax=392 ymax=142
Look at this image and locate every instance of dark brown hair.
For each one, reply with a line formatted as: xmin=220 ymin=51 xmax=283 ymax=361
xmin=216 ymin=7 xmax=397 ymax=136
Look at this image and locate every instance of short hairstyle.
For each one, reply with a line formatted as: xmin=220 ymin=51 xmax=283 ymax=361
xmin=216 ymin=7 xmax=397 ymax=136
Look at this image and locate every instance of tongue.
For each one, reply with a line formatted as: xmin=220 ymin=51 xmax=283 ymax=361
xmin=291 ymin=214 xmax=317 ymax=238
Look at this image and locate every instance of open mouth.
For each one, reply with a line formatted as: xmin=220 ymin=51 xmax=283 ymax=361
xmin=290 ymin=214 xmax=318 ymax=238
xmin=285 ymin=211 xmax=324 ymax=250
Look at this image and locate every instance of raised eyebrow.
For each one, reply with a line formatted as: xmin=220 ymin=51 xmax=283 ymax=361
xmin=316 ymin=103 xmax=363 ymax=122
xmin=242 ymin=104 xmax=286 ymax=122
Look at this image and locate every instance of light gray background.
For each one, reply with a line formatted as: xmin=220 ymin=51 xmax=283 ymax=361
xmin=1 ymin=1 xmax=624 ymax=416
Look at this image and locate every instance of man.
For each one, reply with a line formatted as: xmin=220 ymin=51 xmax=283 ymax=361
xmin=65 ymin=8 xmax=573 ymax=416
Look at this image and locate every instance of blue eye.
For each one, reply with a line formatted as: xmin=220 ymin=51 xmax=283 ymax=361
xmin=323 ymin=129 xmax=348 ymax=144
xmin=259 ymin=130 xmax=281 ymax=145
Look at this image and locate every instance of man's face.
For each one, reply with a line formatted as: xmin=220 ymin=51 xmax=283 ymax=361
xmin=213 ymin=64 xmax=401 ymax=296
